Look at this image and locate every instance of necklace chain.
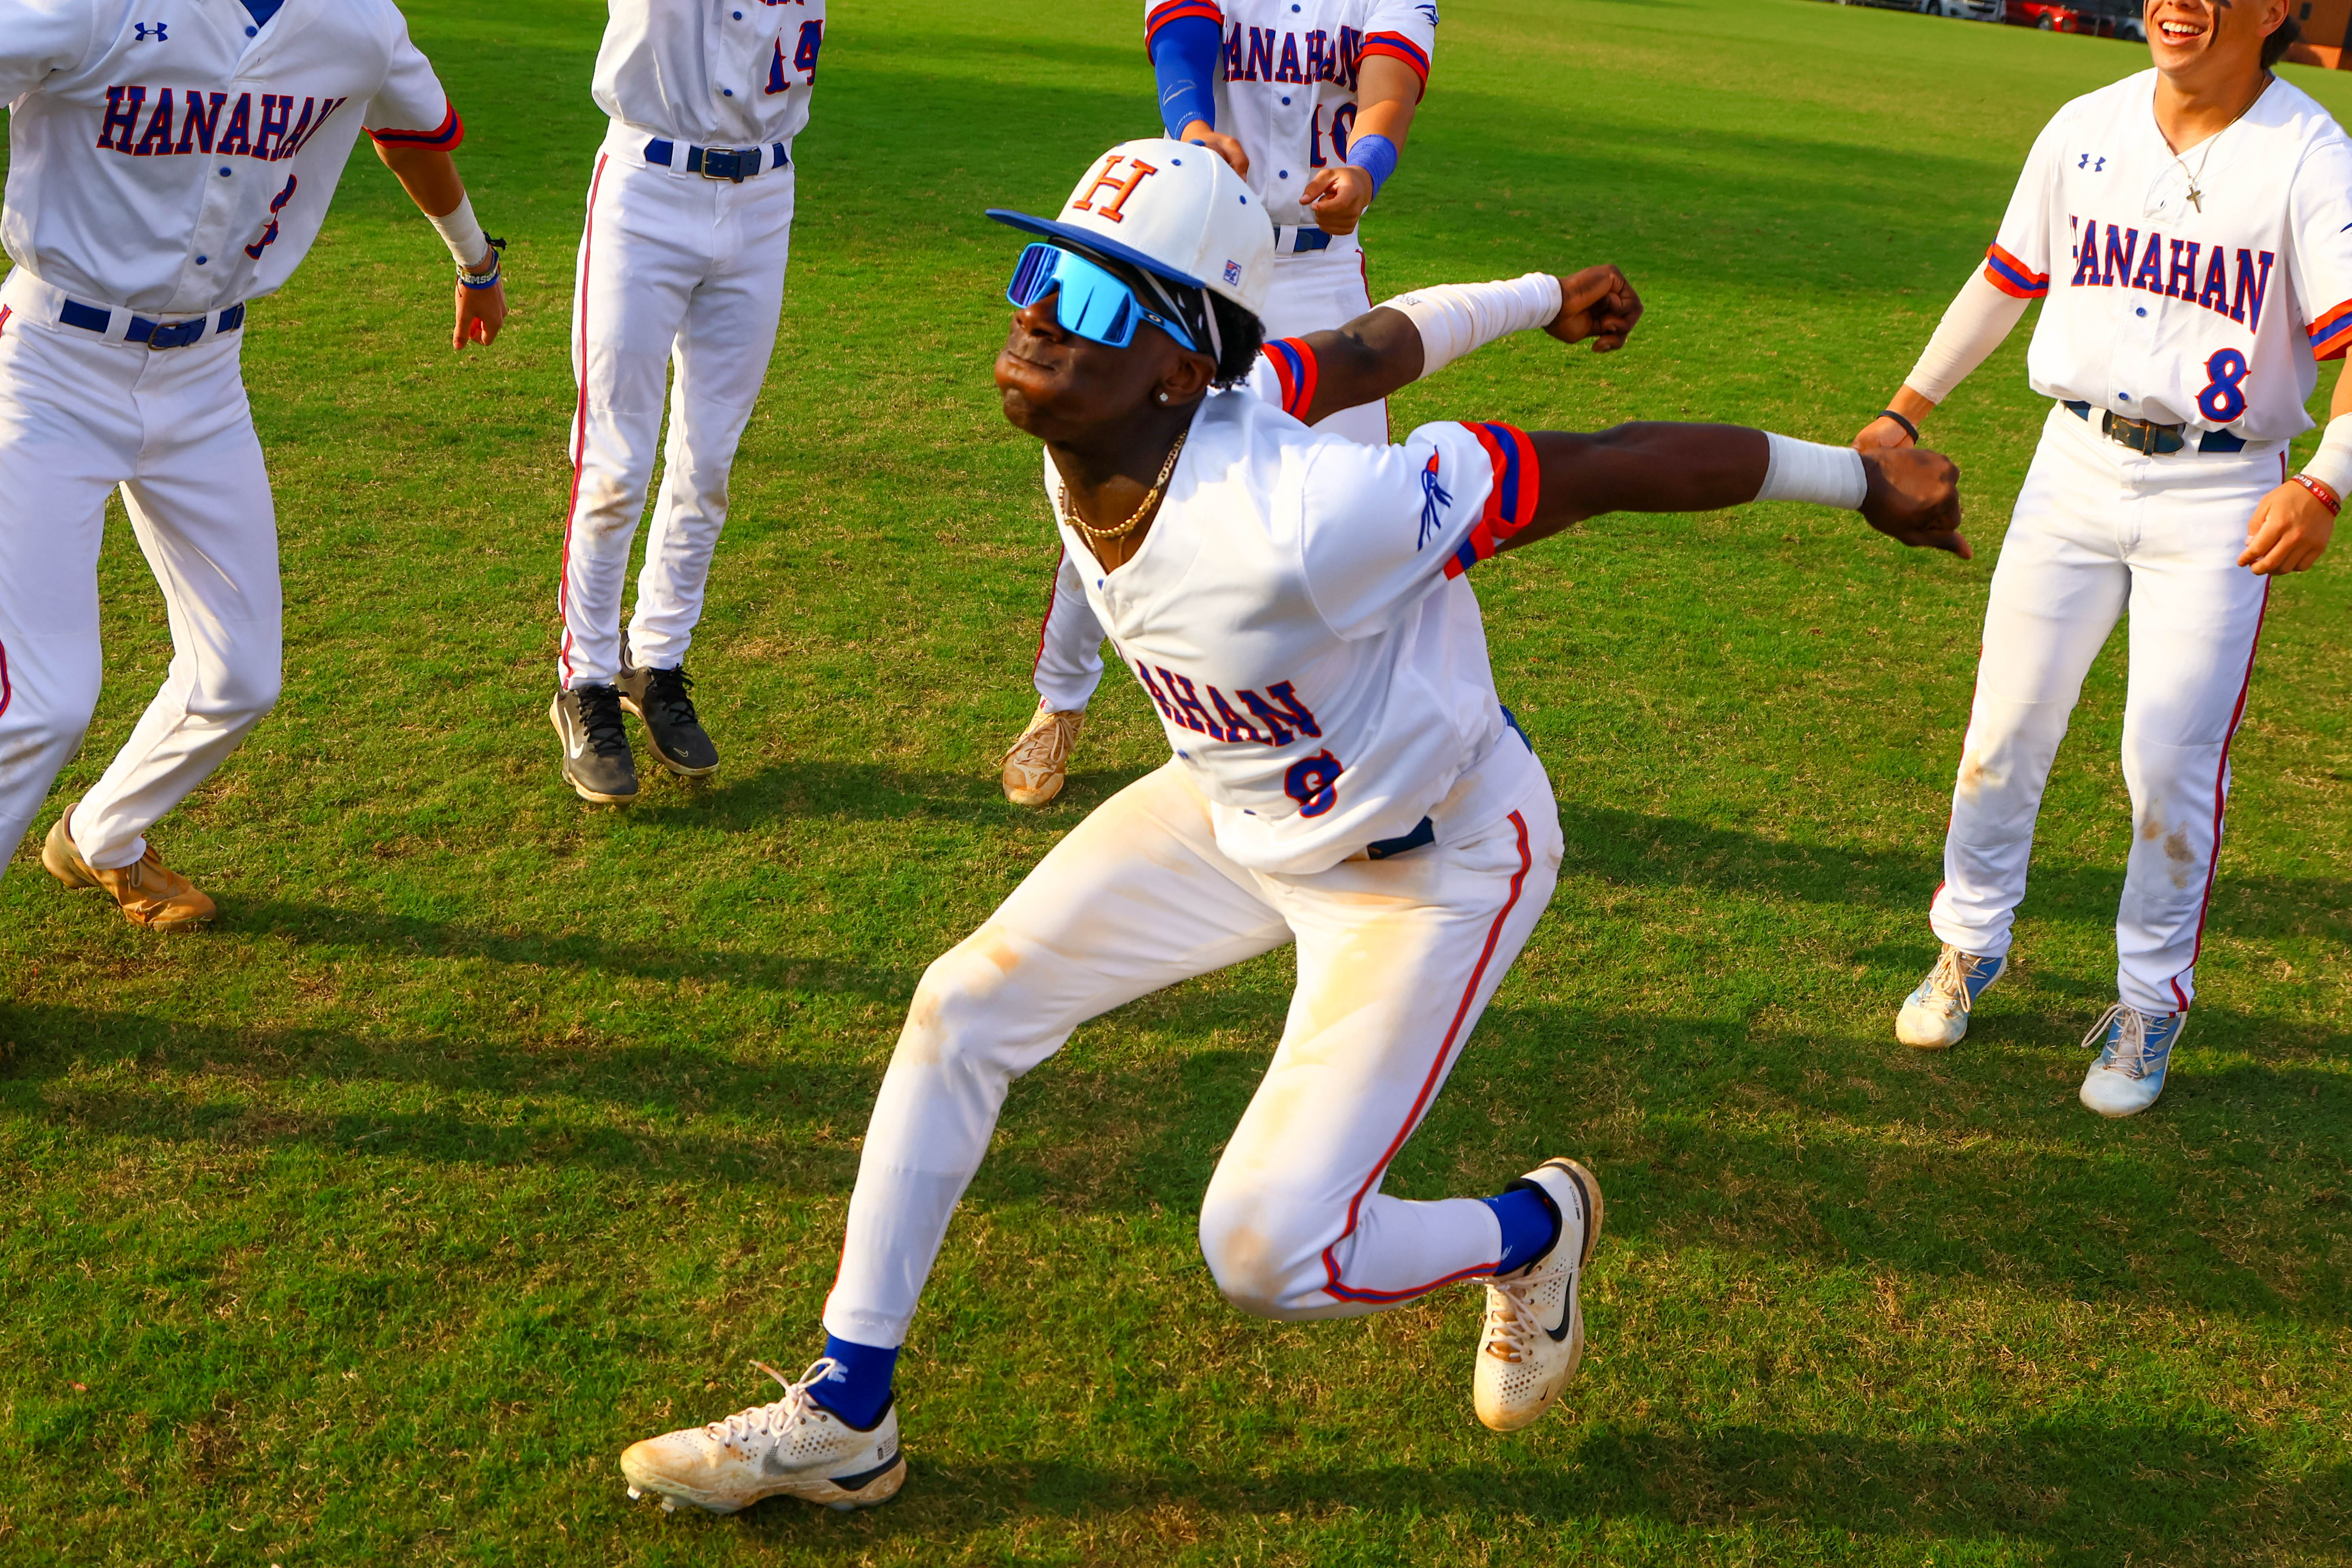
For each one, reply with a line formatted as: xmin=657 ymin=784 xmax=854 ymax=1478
xmin=1059 ymin=427 xmax=1189 ymax=544
xmin=2172 ymin=75 xmax=2269 ymax=212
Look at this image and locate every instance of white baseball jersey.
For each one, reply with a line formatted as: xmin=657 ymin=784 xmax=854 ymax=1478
xmin=1144 ymin=0 xmax=1436 ymax=229
xmin=1985 ymin=68 xmax=2352 ymax=441
xmin=592 ymin=0 xmax=825 ymax=151
xmin=1049 ymin=345 xmax=1541 ymax=874
xmin=0 ymin=0 xmax=460 ymax=317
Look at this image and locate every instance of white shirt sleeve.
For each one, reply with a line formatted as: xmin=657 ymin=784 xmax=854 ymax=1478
xmin=1297 ymin=418 xmax=1536 ymax=641
xmin=0 ymin=0 xmax=99 ymax=106
xmin=363 ymin=13 xmax=462 ymax=148
xmin=2289 ymin=133 xmax=2352 ymax=361
xmin=1984 ymin=110 xmax=2068 ymax=301
xmin=1362 ymin=0 xmax=1436 ymax=94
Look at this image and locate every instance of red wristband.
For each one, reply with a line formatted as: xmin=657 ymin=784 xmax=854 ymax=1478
xmin=2293 ymin=473 xmax=2341 ymax=516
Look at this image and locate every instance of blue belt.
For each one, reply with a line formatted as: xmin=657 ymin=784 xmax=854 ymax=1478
xmin=643 ymin=138 xmax=790 ymax=182
xmin=1362 ymin=816 xmax=1435 ymax=861
xmin=58 ymin=297 xmax=244 ymax=349
xmin=2063 ymin=400 xmax=2246 ymax=455
xmin=1274 ymin=225 xmax=1333 ymax=255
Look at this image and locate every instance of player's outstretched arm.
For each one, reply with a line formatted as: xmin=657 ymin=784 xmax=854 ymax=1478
xmin=2242 ymin=362 xmax=2352 ymax=575
xmin=1288 ymin=265 xmax=1642 ymax=427
xmin=1499 ymin=425 xmax=1970 ymax=558
xmin=372 ymin=141 xmax=508 ymax=352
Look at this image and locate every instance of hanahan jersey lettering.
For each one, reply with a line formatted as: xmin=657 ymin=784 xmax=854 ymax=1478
xmin=1134 ymin=663 xmax=1325 ymax=748
xmin=94 ymin=86 xmax=348 ymax=161
xmin=2053 ymin=213 xmax=2276 ymax=332
xmin=1225 ymin=24 xmax=1363 ymax=89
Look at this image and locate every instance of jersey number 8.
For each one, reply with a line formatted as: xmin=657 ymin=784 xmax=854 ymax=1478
xmin=2196 ymin=347 xmax=2250 ymax=425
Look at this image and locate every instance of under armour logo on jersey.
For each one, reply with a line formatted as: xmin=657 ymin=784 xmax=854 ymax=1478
xmin=2077 ymin=153 xmax=2106 ymax=172
xmin=133 ymin=21 xmax=167 ymax=40
xmin=1417 ymin=453 xmax=1452 ymax=548
xmin=1071 ymin=156 xmax=1159 ymax=223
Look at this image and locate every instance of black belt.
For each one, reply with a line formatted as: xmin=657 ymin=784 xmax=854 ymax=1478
xmin=59 ymin=297 xmax=244 ymax=349
xmin=2063 ymin=400 xmax=2246 ymax=455
xmin=644 ymin=138 xmax=790 ymax=182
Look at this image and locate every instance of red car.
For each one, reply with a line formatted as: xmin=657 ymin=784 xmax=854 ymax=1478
xmin=2003 ymin=0 xmax=2121 ymax=34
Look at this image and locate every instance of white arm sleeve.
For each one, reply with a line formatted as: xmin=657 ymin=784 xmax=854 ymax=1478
xmin=2302 ymin=413 xmax=2352 ymax=495
xmin=1379 ymin=273 xmax=1565 ymax=378
xmin=1904 ymin=268 xmax=2032 ymax=406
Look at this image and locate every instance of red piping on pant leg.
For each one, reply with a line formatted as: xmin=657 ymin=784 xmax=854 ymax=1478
xmin=0 ymin=637 xmax=11 ymax=720
xmin=556 ymin=153 xmax=609 ymax=690
xmin=1031 ymin=543 xmax=1065 ymax=700
xmin=2170 ymin=575 xmax=2271 ymax=1012
xmin=1319 ymin=810 xmax=1532 ymax=1304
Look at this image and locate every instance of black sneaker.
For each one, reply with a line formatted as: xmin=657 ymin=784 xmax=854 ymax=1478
xmin=550 ymin=684 xmax=640 ymax=804
xmin=617 ymin=656 xmax=720 ymax=777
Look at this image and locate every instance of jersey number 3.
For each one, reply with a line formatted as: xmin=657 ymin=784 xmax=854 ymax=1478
xmin=2196 ymin=347 xmax=2250 ymax=424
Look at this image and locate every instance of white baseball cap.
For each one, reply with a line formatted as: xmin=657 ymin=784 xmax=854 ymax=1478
xmin=987 ymin=138 xmax=1275 ymax=322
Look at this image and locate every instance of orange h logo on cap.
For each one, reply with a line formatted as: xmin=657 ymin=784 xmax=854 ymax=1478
xmin=1071 ymin=155 xmax=1160 ymax=223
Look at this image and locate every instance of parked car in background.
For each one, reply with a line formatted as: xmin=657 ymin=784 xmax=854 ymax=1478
xmin=1836 ymin=0 xmax=2002 ymax=14
xmin=2003 ymin=0 xmax=2119 ymax=34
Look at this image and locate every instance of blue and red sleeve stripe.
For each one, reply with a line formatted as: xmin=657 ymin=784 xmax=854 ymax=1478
xmin=1982 ymin=242 xmax=2048 ymax=300
xmin=1146 ymin=0 xmax=1223 ymax=50
xmin=1443 ymin=422 xmax=1540 ymax=580
xmin=2309 ymin=298 xmax=2352 ymax=361
xmin=368 ymin=98 xmax=464 ymax=150
xmin=1359 ymin=32 xmax=1430 ymax=90
xmin=1262 ymin=337 xmax=1319 ymax=421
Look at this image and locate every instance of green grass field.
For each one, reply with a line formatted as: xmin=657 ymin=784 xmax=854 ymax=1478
xmin=4 ymin=0 xmax=2350 ymax=1562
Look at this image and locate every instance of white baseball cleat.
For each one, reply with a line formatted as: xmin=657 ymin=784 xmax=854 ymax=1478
xmin=1001 ymin=705 xmax=1085 ymax=806
xmin=1895 ymin=945 xmax=2006 ymax=1050
xmin=1473 ymin=1158 xmax=1604 ymax=1433
xmin=2078 ymin=1003 xmax=2186 ymax=1119
xmin=619 ymin=1358 xmax=905 ymax=1516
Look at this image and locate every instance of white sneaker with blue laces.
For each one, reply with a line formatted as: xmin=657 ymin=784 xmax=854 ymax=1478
xmin=2078 ymin=1003 xmax=2186 ymax=1118
xmin=1895 ymin=945 xmax=2006 ymax=1050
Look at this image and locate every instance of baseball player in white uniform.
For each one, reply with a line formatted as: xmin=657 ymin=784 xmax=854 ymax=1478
xmin=998 ymin=0 xmax=1441 ymax=808
xmin=545 ymin=0 xmax=823 ymax=805
xmin=1862 ymin=0 xmax=2340 ymax=1117
xmin=0 ymin=0 xmax=507 ymax=929
xmin=614 ymin=141 xmax=1967 ymax=1518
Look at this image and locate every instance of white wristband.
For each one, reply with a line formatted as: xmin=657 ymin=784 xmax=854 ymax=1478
xmin=1379 ymin=272 xmax=1565 ymax=378
xmin=1757 ymin=433 xmax=1869 ymax=510
xmin=426 ymin=194 xmax=487 ymax=269
xmin=2302 ymin=412 xmax=2352 ymax=497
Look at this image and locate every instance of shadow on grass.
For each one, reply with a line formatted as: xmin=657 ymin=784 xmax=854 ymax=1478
xmin=721 ymin=1425 xmax=2348 ymax=1568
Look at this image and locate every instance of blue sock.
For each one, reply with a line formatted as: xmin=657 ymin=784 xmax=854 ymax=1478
xmin=1482 ymin=1183 xmax=1561 ymax=1275
xmin=808 ymin=1335 xmax=897 ymax=1429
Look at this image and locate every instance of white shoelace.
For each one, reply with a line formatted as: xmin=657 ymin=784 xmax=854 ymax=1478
xmin=1927 ymin=947 xmax=1985 ymax=1014
xmin=1483 ymin=1271 xmax=1553 ymax=1364
xmin=706 ymin=1357 xmax=839 ymax=1444
xmin=2080 ymin=1003 xmax=2152 ymax=1078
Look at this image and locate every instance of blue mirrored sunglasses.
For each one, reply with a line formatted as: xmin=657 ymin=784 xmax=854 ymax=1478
xmin=1006 ymin=242 xmax=1196 ymax=352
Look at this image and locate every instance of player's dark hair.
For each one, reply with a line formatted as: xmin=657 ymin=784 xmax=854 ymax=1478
xmin=1207 ymin=291 xmax=1265 ymax=389
xmin=2263 ymin=15 xmax=2301 ymax=69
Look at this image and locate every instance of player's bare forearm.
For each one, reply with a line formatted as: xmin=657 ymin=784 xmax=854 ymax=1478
xmin=1302 ymin=57 xmax=1421 ymax=233
xmin=1501 ymin=425 xmax=1968 ymax=556
xmin=374 ymin=142 xmax=473 ymax=236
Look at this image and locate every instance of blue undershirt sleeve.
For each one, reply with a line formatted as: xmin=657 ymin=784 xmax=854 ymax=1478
xmin=1150 ymin=16 xmax=1222 ymax=139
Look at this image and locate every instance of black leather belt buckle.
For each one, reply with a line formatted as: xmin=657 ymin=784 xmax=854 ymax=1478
xmin=2100 ymin=411 xmax=2184 ymax=456
xmin=695 ymin=145 xmax=752 ymax=183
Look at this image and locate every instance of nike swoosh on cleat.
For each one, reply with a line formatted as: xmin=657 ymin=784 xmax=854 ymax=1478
xmin=827 ymin=1455 xmax=902 ymax=1491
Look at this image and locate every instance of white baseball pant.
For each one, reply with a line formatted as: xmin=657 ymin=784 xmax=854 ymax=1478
xmin=556 ymin=129 xmax=795 ymax=689
xmin=1931 ymin=403 xmax=2280 ymax=1015
xmin=1026 ymin=238 xmax=1385 ymax=713
xmin=0 ymin=268 xmax=281 ymax=878
xmin=823 ymin=747 xmax=1563 ymax=1348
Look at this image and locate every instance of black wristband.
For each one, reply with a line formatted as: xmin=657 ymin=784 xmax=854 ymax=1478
xmin=1878 ymin=408 xmax=1920 ymax=445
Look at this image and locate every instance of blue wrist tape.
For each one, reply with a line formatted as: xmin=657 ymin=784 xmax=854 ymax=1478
xmin=1150 ymin=16 xmax=1221 ymax=139
xmin=1344 ymin=132 xmax=1399 ymax=196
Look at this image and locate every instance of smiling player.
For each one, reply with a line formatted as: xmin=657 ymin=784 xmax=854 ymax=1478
xmin=613 ymin=141 xmax=1967 ymax=1519
xmin=0 ymin=0 xmax=506 ymax=928
xmin=1858 ymin=0 xmax=2340 ymax=1116
xmin=998 ymin=0 xmax=1442 ymax=808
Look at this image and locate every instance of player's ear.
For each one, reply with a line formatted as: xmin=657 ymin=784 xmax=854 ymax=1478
xmin=1158 ymin=348 xmax=1217 ymax=406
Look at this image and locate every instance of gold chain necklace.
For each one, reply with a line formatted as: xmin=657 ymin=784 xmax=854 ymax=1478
xmin=1058 ymin=428 xmax=1188 ymax=543
xmin=2172 ymin=75 xmax=2268 ymax=213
